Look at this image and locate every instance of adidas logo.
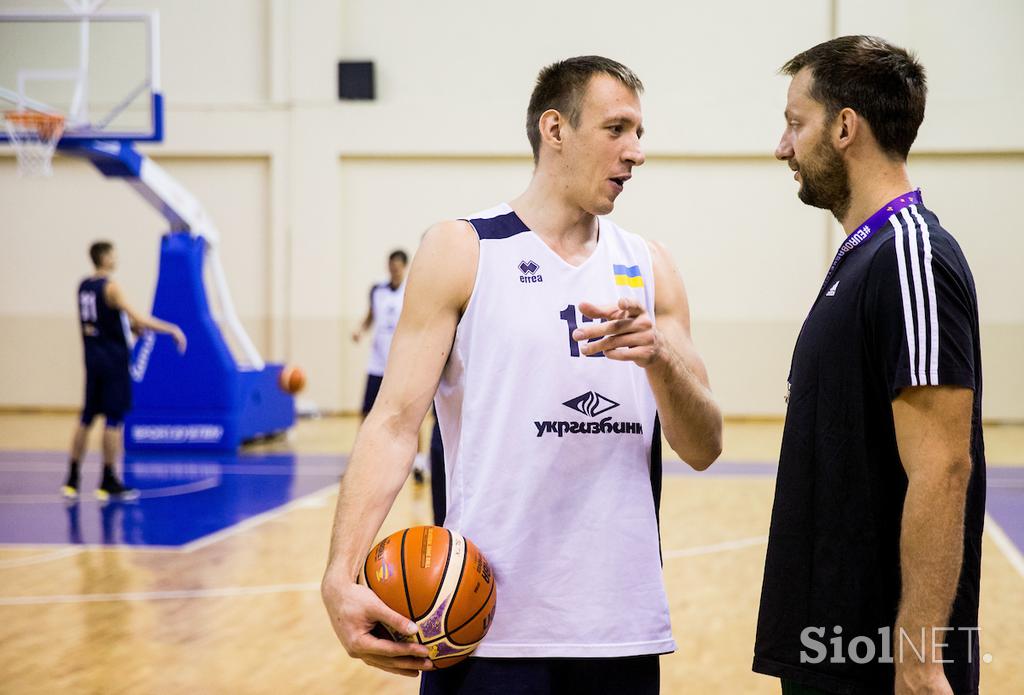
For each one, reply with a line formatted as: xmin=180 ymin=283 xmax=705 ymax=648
xmin=825 ymin=281 xmax=840 ymax=297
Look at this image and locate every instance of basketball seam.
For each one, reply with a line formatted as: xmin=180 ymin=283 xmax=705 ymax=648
xmin=399 ymin=529 xmax=417 ymax=636
xmin=442 ymin=538 xmax=470 ymax=635
xmin=445 ymin=579 xmax=495 ymax=646
xmin=361 ymin=538 xmax=381 ymax=586
xmin=415 ymin=528 xmax=453 ymax=623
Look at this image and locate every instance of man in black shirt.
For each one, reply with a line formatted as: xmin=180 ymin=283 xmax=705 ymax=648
xmin=65 ymin=241 xmax=187 ymax=501
xmin=753 ymin=37 xmax=985 ymax=695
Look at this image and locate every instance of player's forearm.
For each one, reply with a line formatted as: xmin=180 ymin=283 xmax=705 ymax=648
xmin=645 ymin=338 xmax=722 ymax=470
xmin=325 ymin=415 xmax=420 ymax=581
xmin=895 ymin=455 xmax=971 ymax=651
xmin=138 ymin=315 xmax=178 ymax=335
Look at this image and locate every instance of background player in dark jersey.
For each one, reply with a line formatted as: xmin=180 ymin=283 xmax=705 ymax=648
xmin=64 ymin=241 xmax=187 ymax=501
xmin=754 ymin=37 xmax=985 ymax=695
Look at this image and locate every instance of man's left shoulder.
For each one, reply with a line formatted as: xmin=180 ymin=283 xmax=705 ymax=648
xmin=867 ymin=207 xmax=967 ymax=274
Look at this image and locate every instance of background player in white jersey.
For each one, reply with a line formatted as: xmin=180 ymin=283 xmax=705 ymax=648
xmin=352 ymin=249 xmax=408 ymax=418
xmin=64 ymin=241 xmax=186 ymax=501
xmin=351 ymin=249 xmax=429 ymax=483
xmin=322 ymin=56 xmax=723 ymax=694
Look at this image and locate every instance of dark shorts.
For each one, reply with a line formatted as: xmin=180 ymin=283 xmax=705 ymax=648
xmin=361 ymin=374 xmax=384 ymax=415
xmin=429 ymin=417 xmax=445 ymax=525
xmin=782 ymin=680 xmax=836 ymax=695
xmin=420 ymin=655 xmax=660 ymax=695
xmin=82 ymin=365 xmax=131 ymax=427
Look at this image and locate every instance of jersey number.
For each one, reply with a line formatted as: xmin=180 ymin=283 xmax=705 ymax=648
xmin=79 ymin=291 xmax=98 ymax=323
xmin=559 ymin=304 xmax=604 ymax=358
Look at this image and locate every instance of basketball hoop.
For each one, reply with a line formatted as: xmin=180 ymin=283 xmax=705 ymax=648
xmin=3 ymin=110 xmax=66 ymax=177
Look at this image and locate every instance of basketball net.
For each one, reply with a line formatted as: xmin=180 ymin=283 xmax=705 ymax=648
xmin=4 ymin=111 xmax=66 ymax=177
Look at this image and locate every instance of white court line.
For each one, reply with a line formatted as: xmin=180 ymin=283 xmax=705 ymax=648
xmin=3 ymin=523 xmax=1012 ymax=605
xmin=0 ymin=462 xmax=345 ymax=476
xmin=179 ymin=482 xmax=337 ymax=553
xmin=0 ymin=582 xmax=321 ymax=606
xmin=0 ymin=542 xmax=181 ymax=554
xmin=0 ymin=533 xmax=769 ymax=606
xmin=663 ymin=535 xmax=768 ymax=559
xmin=985 ymin=513 xmax=1024 ymax=581
xmin=0 ymin=547 xmax=81 ymax=569
xmin=0 ymin=483 xmax=338 ymax=555
xmin=137 ymin=478 xmax=220 ymax=499
xmin=0 ymin=478 xmax=220 ymax=504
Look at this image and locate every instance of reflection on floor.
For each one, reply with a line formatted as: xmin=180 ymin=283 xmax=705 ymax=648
xmin=0 ymin=451 xmax=347 ymax=547
xmin=3 ymin=449 xmax=1022 ymax=558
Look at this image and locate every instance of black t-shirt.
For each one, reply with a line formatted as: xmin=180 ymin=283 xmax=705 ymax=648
xmin=753 ymin=198 xmax=985 ymax=695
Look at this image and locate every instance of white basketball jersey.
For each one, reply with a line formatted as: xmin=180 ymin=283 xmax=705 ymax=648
xmin=436 ymin=203 xmax=675 ymax=658
xmin=367 ymin=281 xmax=405 ymax=376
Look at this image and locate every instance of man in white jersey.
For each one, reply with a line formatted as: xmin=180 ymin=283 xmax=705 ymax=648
xmin=352 ymin=249 xmax=408 ymax=418
xmin=322 ymin=56 xmax=723 ymax=694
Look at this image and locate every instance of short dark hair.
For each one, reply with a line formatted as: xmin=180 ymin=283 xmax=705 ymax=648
xmin=89 ymin=241 xmax=113 ymax=268
xmin=389 ymin=249 xmax=408 ymax=265
xmin=526 ymin=56 xmax=644 ymax=164
xmin=781 ymin=35 xmax=927 ymax=160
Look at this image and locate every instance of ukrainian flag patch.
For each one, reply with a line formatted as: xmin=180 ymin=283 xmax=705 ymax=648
xmin=613 ymin=264 xmax=644 ymax=288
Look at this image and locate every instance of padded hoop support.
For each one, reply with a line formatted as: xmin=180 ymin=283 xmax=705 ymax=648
xmin=60 ymin=140 xmax=294 ymax=451
xmin=59 ymin=139 xmax=143 ymax=176
xmin=123 ymin=234 xmax=294 ymax=451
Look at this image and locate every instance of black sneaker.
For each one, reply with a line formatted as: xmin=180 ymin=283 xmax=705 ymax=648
xmin=96 ymin=476 xmax=140 ymax=502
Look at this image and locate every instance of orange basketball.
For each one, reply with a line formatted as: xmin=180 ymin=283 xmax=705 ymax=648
xmin=360 ymin=526 xmax=497 ymax=667
xmin=278 ymin=365 xmax=305 ymax=394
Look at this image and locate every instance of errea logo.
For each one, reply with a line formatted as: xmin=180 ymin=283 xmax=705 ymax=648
xmin=518 ymin=260 xmax=543 ymax=284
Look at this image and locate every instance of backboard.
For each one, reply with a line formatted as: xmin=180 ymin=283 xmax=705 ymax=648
xmin=0 ymin=4 xmax=162 ymax=143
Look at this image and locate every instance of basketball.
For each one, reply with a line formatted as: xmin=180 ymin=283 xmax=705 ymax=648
xmin=359 ymin=526 xmax=496 ymax=667
xmin=278 ymin=365 xmax=306 ymax=394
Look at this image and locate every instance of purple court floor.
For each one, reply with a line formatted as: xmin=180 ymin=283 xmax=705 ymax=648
xmin=663 ymin=458 xmax=1024 ymax=557
xmin=1 ymin=451 xmax=1022 ymax=557
xmin=0 ymin=450 xmax=346 ymax=547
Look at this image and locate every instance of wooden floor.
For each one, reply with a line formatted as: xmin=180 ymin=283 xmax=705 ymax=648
xmin=0 ymin=413 xmax=1021 ymax=694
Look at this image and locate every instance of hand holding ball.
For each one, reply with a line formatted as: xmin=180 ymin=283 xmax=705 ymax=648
xmin=360 ymin=526 xmax=496 ymax=667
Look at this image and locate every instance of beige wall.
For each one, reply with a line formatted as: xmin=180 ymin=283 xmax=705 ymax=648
xmin=1 ymin=0 xmax=1021 ymax=420
xmin=0 ymin=156 xmax=271 ymax=406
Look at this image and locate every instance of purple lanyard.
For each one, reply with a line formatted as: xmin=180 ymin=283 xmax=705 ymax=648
xmin=820 ymin=189 xmax=921 ymax=293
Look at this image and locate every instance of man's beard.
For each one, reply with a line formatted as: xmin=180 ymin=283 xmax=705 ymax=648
xmin=795 ymin=137 xmax=851 ymax=222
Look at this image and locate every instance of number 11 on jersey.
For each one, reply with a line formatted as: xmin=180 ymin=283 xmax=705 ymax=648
xmin=559 ymin=304 xmax=604 ymax=358
xmin=80 ymin=291 xmax=98 ymax=323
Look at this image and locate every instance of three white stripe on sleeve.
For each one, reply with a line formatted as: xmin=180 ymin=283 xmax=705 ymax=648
xmin=890 ymin=205 xmax=939 ymax=386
